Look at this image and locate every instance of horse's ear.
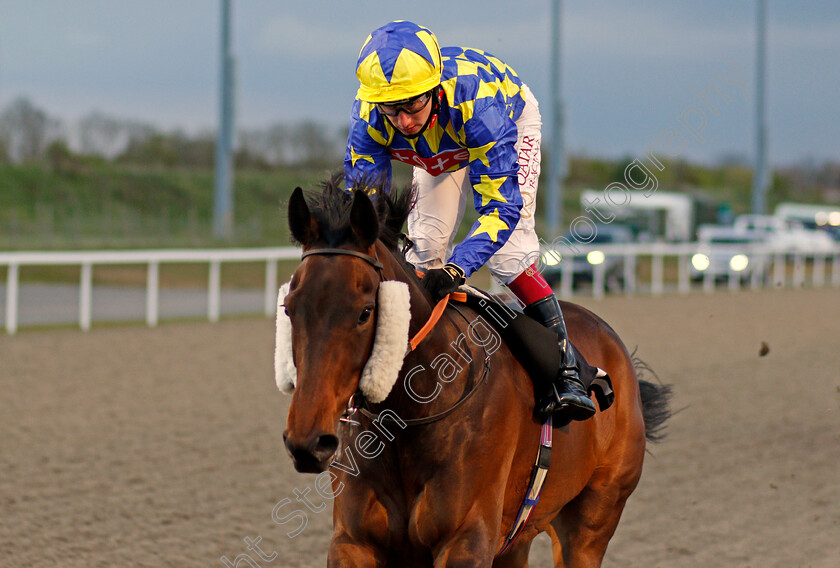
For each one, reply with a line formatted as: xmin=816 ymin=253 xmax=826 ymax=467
xmin=288 ymin=187 xmax=318 ymax=246
xmin=350 ymin=190 xmax=379 ymax=248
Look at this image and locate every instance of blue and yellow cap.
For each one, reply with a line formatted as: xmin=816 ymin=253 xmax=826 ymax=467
xmin=355 ymin=21 xmax=442 ymax=103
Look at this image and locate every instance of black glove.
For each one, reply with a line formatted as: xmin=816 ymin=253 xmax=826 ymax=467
xmin=420 ymin=263 xmax=466 ymax=301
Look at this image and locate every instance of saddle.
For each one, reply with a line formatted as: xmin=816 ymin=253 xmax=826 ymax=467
xmin=453 ymin=286 xmax=614 ymax=414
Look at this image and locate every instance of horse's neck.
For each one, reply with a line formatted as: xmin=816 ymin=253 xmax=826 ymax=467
xmin=375 ymin=243 xmax=481 ymax=421
xmin=376 ymin=241 xmax=435 ymax=327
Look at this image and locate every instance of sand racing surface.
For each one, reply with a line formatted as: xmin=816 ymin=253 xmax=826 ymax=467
xmin=1 ymin=287 xmax=838 ymax=567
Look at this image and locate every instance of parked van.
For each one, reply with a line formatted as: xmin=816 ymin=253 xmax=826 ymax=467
xmin=733 ymin=214 xmax=834 ymax=255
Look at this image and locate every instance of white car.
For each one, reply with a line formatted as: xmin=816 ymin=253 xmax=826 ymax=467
xmin=690 ymin=226 xmax=768 ymax=282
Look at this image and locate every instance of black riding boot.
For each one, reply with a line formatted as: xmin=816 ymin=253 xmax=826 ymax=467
xmin=523 ymin=295 xmax=597 ymax=422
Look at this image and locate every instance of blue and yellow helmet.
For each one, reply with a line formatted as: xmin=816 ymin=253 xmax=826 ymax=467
xmin=355 ymin=21 xmax=443 ymax=103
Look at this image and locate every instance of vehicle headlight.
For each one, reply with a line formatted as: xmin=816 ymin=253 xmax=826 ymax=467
xmin=586 ymin=250 xmax=605 ymax=265
xmin=541 ymin=250 xmax=562 ymax=266
xmin=829 ymin=211 xmax=840 ymax=227
xmin=729 ymin=254 xmax=749 ymax=272
xmin=691 ymin=253 xmax=710 ymax=271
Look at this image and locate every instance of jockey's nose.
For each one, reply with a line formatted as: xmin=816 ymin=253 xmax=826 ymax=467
xmin=397 ymin=112 xmax=415 ymax=130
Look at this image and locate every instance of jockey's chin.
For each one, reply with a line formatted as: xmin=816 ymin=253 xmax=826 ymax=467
xmin=397 ymin=124 xmax=421 ymax=136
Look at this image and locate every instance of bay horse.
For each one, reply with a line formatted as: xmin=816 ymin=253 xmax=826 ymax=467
xmin=280 ymin=178 xmax=670 ymax=568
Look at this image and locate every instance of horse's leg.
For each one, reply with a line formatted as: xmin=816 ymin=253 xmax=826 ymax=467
xmin=327 ymin=536 xmax=378 ymax=568
xmin=545 ymin=524 xmax=565 ymax=568
xmin=431 ymin=524 xmax=496 ymax=568
xmin=548 ymin=480 xmax=637 ymax=568
xmin=491 ymin=541 xmax=531 ymax=568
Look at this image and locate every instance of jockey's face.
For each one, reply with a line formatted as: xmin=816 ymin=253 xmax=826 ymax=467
xmin=378 ymin=92 xmax=433 ymax=137
xmin=393 ymin=104 xmax=431 ymax=136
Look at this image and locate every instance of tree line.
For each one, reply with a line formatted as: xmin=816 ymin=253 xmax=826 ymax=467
xmin=0 ymin=97 xmax=346 ymax=169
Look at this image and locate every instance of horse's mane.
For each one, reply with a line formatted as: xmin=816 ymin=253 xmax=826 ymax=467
xmin=295 ymin=172 xmax=414 ymax=253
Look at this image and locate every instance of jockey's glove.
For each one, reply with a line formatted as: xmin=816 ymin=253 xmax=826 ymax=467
xmin=420 ymin=263 xmax=466 ymax=301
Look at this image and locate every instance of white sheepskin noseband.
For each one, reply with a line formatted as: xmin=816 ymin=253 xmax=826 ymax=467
xmin=274 ymin=280 xmax=412 ymax=403
xmin=358 ymin=281 xmax=412 ymax=402
xmin=274 ymin=281 xmax=297 ymax=394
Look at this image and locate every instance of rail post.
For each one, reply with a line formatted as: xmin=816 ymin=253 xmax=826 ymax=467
xmin=5 ymin=263 xmax=19 ymax=335
xmin=209 ymin=260 xmax=222 ymax=322
xmin=264 ymin=259 xmax=278 ymax=316
xmin=146 ymin=261 xmax=160 ymax=327
xmin=651 ymin=251 xmax=664 ymax=296
xmin=80 ymin=263 xmax=93 ymax=331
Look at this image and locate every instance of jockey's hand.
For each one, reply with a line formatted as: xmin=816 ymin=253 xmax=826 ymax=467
xmin=420 ymin=263 xmax=466 ymax=301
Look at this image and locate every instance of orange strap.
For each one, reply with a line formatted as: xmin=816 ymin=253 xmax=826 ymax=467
xmin=408 ymin=270 xmax=467 ymax=351
xmin=408 ymin=295 xmax=449 ymax=351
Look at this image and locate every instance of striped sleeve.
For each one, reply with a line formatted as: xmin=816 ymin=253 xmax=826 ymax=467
xmin=344 ymin=99 xmax=393 ymax=191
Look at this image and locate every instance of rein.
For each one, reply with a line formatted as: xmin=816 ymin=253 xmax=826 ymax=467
xmin=356 ymin=302 xmax=490 ymax=427
xmin=301 ymin=247 xmax=485 ymax=427
xmin=408 ymin=269 xmax=466 ymax=351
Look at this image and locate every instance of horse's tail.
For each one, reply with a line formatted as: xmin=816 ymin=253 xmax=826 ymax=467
xmin=630 ymin=348 xmax=672 ymax=443
xmin=638 ymin=380 xmax=672 ymax=443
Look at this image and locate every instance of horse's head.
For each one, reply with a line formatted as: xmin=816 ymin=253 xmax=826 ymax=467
xmin=282 ymin=181 xmax=400 ymax=473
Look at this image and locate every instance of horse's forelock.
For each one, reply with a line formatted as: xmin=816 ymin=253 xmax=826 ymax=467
xmin=299 ymin=173 xmax=414 ymax=252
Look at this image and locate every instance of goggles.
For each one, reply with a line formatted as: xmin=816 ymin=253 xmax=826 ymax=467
xmin=376 ymin=91 xmax=432 ymax=118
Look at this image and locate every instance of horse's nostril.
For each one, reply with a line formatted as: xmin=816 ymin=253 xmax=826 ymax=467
xmin=313 ymin=434 xmax=339 ymax=459
xmin=284 ymin=431 xmax=338 ymax=472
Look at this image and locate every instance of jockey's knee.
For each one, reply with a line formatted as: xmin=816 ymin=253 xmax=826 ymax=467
xmin=405 ymin=237 xmax=448 ymax=270
xmin=488 ymin=252 xmax=541 ymax=285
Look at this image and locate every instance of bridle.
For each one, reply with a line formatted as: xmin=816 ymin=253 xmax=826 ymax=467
xmin=298 ymin=246 xmax=490 ymax=427
xmin=301 ymin=247 xmax=383 ymax=271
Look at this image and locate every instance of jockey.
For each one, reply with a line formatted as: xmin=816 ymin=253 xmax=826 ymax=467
xmin=344 ymin=21 xmax=595 ymax=423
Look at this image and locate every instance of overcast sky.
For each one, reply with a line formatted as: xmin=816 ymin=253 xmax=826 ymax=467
xmin=1 ymin=0 xmax=838 ymax=166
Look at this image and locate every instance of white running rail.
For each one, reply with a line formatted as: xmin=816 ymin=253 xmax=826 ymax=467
xmin=0 ymin=248 xmax=300 ymax=334
xmin=2 ymin=243 xmax=839 ymax=334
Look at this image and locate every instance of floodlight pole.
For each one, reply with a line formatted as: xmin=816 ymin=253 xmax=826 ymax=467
xmin=546 ymin=0 xmax=566 ymax=238
xmin=214 ymin=0 xmax=235 ymax=239
xmin=751 ymin=0 xmax=768 ymax=215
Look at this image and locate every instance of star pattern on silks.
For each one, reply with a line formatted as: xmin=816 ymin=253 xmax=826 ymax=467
xmin=468 ymin=141 xmax=496 ymax=168
xmin=350 ymin=145 xmax=375 ymax=167
xmin=474 ymin=174 xmax=508 ymax=207
xmin=358 ymin=22 xmax=435 ymax=82
xmin=470 ymin=208 xmax=510 ymax=243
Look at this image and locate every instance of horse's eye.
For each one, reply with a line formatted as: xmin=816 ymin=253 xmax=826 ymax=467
xmin=358 ymin=305 xmax=374 ymax=325
xmin=282 ymin=304 xmax=290 ymax=316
